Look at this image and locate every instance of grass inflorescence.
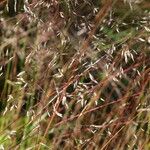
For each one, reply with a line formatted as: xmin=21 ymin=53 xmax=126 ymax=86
xmin=0 ymin=0 xmax=150 ymax=149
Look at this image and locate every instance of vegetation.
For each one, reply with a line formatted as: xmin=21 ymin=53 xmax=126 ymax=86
xmin=0 ymin=0 xmax=150 ymax=149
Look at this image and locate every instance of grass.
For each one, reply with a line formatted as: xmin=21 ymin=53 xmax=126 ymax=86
xmin=0 ymin=0 xmax=150 ymax=149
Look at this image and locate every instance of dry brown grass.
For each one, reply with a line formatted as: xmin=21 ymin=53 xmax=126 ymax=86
xmin=0 ymin=0 xmax=150 ymax=149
